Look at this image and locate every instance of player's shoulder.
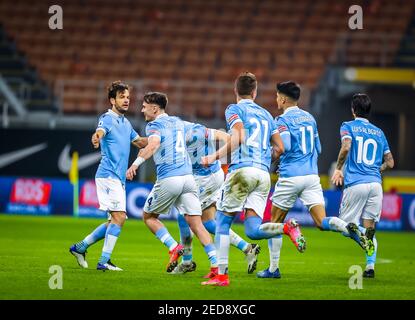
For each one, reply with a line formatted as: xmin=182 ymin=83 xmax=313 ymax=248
xmin=225 ymin=103 xmax=240 ymax=113
xmin=99 ymin=110 xmax=112 ymax=120
xmin=341 ymin=119 xmax=354 ymax=128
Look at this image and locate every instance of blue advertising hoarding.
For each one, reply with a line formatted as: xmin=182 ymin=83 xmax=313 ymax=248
xmin=0 ymin=176 xmax=413 ymax=231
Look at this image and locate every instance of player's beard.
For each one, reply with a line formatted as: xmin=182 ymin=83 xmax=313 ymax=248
xmin=115 ymin=104 xmax=128 ymax=114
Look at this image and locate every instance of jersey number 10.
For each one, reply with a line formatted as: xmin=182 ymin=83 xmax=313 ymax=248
xmin=356 ymin=136 xmax=377 ymax=165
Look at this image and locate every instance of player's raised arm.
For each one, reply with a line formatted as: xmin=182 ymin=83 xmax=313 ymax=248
xmin=91 ymin=129 xmax=104 ymax=149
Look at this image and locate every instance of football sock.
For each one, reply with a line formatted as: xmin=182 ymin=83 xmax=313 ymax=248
xmin=321 ymin=217 xmax=348 ymax=233
xmin=204 ymin=218 xmax=249 ymax=252
xmin=230 ymin=229 xmax=249 ymax=252
xmin=203 ymin=219 xmax=216 ymax=234
xmin=178 ymin=214 xmax=193 ymax=264
xmin=98 ymin=223 xmax=121 ymax=264
xmin=75 ymin=222 xmax=107 ymax=253
xmin=366 ymin=236 xmax=377 ymax=270
xmin=215 ymin=211 xmax=234 ymax=275
xmin=204 ymin=243 xmax=218 ymax=268
xmin=245 ymin=216 xmax=284 ymax=240
xmin=268 ymin=235 xmax=283 ymax=273
xmin=155 ymin=227 xmax=178 ymax=251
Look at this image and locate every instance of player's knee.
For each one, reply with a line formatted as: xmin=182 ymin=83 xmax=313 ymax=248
xmin=244 ymin=218 xmax=262 ymax=240
xmin=111 ymin=211 xmax=126 ymax=226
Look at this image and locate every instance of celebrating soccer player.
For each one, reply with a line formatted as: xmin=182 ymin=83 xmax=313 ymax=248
xmin=331 ymin=93 xmax=394 ymax=278
xmin=172 ymin=121 xmax=261 ymax=276
xmin=201 ymin=72 xmax=302 ymax=287
xmin=126 ymin=92 xmax=218 ymax=278
xmin=70 ymin=81 xmax=146 ymax=271
xmin=258 ymin=82 xmax=373 ymax=279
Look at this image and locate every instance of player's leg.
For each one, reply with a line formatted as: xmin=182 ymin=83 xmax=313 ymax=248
xmin=338 ymin=184 xmax=374 ymax=254
xmin=361 ymin=183 xmax=382 ymax=278
xmin=97 ymin=210 xmax=126 ymax=271
xmin=143 ymin=178 xmax=184 ymax=272
xmin=257 ymin=205 xmax=287 ymax=278
xmin=202 ymin=203 xmax=256 ymax=266
xmin=90 ymin=178 xmax=126 ymax=271
xmin=171 ymin=213 xmax=196 ymax=274
xmin=362 ymin=219 xmax=376 ymax=277
xmin=70 ymin=221 xmax=109 ymax=268
xmin=254 ymin=176 xmax=305 ymax=251
xmin=302 ymin=175 xmax=350 ymax=233
xmin=202 ymin=169 xmax=245 ymax=286
xmin=176 ymin=175 xmax=218 ymax=279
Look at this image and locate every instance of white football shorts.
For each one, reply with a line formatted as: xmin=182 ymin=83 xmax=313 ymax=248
xmin=194 ymin=169 xmax=225 ymax=211
xmin=271 ymin=174 xmax=325 ymax=211
xmin=144 ymin=174 xmax=202 ymax=216
xmin=216 ymin=167 xmax=271 ymax=219
xmin=95 ymin=177 xmax=127 ymax=220
xmin=339 ymin=182 xmax=383 ymax=224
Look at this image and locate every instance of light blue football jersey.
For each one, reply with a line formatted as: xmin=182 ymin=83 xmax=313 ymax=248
xmin=95 ymin=109 xmax=139 ymax=183
xmin=276 ymin=106 xmax=321 ymax=178
xmin=225 ymin=99 xmax=278 ymax=173
xmin=340 ymin=117 xmax=390 ymax=188
xmin=145 ymin=113 xmax=193 ymax=179
xmin=184 ymin=122 xmax=221 ymax=176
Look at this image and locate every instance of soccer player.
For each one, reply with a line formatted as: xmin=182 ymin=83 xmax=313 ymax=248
xmin=201 ymin=72 xmax=303 ymax=286
xmin=69 ymin=81 xmax=146 ymax=271
xmin=172 ymin=122 xmax=260 ymax=275
xmin=258 ymin=82 xmax=372 ymax=279
xmin=126 ymin=92 xmax=218 ymax=277
xmin=331 ymin=93 xmax=394 ymax=278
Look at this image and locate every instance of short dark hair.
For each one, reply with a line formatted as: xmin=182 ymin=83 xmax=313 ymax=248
xmin=236 ymin=72 xmax=257 ymax=96
xmin=107 ymin=80 xmax=130 ymax=101
xmin=351 ymin=93 xmax=371 ymax=118
xmin=276 ymin=81 xmax=301 ymax=101
xmin=143 ymin=92 xmax=168 ymax=109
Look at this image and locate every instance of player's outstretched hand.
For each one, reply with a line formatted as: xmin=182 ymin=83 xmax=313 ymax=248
xmin=91 ymin=133 xmax=100 ymax=149
xmin=126 ymin=165 xmax=138 ymax=181
xmin=331 ymin=169 xmax=344 ymax=186
xmin=201 ymin=155 xmax=215 ymax=167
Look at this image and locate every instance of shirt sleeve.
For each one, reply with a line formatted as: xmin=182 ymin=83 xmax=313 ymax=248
xmin=145 ymin=121 xmax=162 ymax=139
xmin=270 ymin=116 xmax=279 ymax=136
xmin=96 ymin=115 xmax=112 ymax=135
xmin=340 ymin=122 xmax=352 ymax=141
xmin=130 ymin=126 xmax=139 ymax=142
xmin=225 ymin=104 xmax=243 ymax=130
xmin=276 ymin=117 xmax=291 ymax=151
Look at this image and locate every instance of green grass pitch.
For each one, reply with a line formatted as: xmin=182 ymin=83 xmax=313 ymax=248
xmin=0 ymin=214 xmax=414 ymax=300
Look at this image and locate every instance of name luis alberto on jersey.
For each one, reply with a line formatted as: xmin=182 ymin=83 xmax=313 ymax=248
xmin=351 ymin=126 xmax=382 ymax=137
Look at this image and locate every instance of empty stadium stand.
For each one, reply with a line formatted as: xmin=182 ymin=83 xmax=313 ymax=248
xmin=0 ymin=0 xmax=414 ymax=118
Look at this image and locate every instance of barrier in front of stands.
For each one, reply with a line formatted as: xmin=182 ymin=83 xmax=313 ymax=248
xmin=1 ymin=176 xmax=414 ymax=231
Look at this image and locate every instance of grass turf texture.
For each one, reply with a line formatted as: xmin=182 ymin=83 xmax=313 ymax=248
xmin=0 ymin=214 xmax=414 ymax=300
